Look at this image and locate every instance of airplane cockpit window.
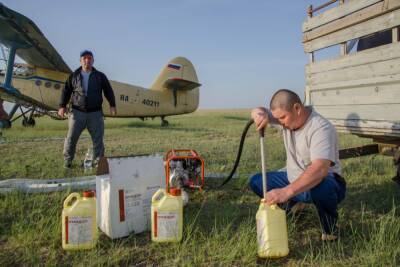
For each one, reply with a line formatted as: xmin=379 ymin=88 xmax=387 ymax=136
xmin=13 ymin=64 xmax=35 ymax=77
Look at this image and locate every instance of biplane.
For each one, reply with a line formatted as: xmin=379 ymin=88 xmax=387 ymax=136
xmin=0 ymin=3 xmax=201 ymax=128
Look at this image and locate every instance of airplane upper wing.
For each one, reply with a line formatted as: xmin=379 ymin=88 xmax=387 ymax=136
xmin=0 ymin=3 xmax=71 ymax=73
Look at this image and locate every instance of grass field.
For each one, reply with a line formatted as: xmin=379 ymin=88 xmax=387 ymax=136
xmin=0 ymin=110 xmax=399 ymax=266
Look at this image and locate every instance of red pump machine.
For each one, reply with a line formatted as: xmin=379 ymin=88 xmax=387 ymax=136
xmin=164 ymin=149 xmax=205 ymax=193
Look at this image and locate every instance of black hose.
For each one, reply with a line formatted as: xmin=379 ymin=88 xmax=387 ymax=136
xmin=219 ymin=119 xmax=254 ymax=187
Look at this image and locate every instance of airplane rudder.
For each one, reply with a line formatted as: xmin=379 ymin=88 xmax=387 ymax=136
xmin=169 ymin=57 xmax=198 ymax=83
xmin=150 ymin=57 xmax=199 ymax=90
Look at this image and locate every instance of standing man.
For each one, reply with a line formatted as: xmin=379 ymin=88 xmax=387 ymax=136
xmin=250 ymin=89 xmax=346 ymax=241
xmin=58 ymin=50 xmax=116 ymax=168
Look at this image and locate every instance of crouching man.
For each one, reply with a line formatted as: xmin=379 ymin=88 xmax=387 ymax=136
xmin=250 ymin=89 xmax=346 ymax=241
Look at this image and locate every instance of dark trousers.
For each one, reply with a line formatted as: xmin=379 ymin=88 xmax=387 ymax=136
xmin=249 ymin=171 xmax=346 ymax=235
xmin=63 ymin=109 xmax=104 ymax=162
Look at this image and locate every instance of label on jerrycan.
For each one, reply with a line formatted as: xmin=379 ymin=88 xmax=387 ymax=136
xmin=65 ymin=216 xmax=93 ymax=245
xmin=154 ymin=211 xmax=179 ymax=239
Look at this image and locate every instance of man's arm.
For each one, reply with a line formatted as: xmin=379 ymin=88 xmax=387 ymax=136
xmin=286 ymin=159 xmax=331 ymax=197
xmin=58 ymin=75 xmax=73 ymax=117
xmin=265 ymin=159 xmax=331 ymax=205
xmin=102 ymin=74 xmax=116 ymax=115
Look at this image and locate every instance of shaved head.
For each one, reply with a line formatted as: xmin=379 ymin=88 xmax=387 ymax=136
xmin=270 ymin=89 xmax=302 ymax=111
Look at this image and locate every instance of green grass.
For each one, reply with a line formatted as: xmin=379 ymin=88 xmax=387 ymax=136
xmin=0 ymin=110 xmax=399 ymax=266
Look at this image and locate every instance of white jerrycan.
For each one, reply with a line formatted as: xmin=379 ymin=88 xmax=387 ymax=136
xmin=256 ymin=201 xmax=289 ymax=258
xmin=62 ymin=191 xmax=98 ymax=250
xmin=151 ymin=188 xmax=183 ymax=242
xmin=256 ymin=130 xmax=289 ymax=258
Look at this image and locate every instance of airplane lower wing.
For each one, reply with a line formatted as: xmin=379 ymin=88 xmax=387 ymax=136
xmin=0 ymin=85 xmax=64 ymax=120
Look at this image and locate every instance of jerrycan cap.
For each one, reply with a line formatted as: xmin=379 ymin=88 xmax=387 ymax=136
xmin=83 ymin=190 xmax=95 ymax=198
xmin=169 ymin=187 xmax=181 ymax=196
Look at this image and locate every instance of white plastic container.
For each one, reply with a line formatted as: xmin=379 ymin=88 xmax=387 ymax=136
xmin=62 ymin=191 xmax=97 ymax=250
xmin=151 ymin=188 xmax=183 ymax=242
xmin=96 ymin=155 xmax=165 ymax=239
xmin=256 ymin=202 xmax=289 ymax=258
xmin=83 ymin=148 xmax=93 ymax=173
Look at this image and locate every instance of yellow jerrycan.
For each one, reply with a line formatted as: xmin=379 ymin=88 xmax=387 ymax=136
xmin=62 ymin=191 xmax=98 ymax=250
xmin=256 ymin=130 xmax=289 ymax=258
xmin=151 ymin=188 xmax=183 ymax=242
xmin=256 ymin=201 xmax=289 ymax=258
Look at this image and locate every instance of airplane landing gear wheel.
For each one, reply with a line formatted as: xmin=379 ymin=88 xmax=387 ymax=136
xmin=22 ymin=117 xmax=36 ymax=127
xmin=0 ymin=120 xmax=11 ymax=129
xmin=161 ymin=119 xmax=169 ymax=127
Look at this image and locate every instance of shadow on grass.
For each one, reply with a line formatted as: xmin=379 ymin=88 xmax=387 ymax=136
xmin=107 ymin=121 xmax=214 ymax=134
xmin=343 ymin=180 xmax=400 ymax=215
xmin=223 ymin=115 xmax=249 ymax=122
xmin=187 ymin=194 xmax=320 ymax=265
xmin=188 ymin=200 xmax=257 ymax=229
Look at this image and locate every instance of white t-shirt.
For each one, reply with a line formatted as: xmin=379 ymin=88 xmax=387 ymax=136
xmin=268 ymin=107 xmax=341 ymax=183
xmin=81 ymin=70 xmax=91 ymax=96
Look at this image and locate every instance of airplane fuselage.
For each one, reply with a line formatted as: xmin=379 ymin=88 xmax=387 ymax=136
xmin=3 ymin=65 xmax=199 ymax=118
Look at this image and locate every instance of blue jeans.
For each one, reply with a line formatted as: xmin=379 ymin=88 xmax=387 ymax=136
xmin=249 ymin=171 xmax=346 ymax=235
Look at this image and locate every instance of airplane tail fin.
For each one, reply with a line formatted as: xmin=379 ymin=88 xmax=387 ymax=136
xmin=150 ymin=57 xmax=200 ymax=91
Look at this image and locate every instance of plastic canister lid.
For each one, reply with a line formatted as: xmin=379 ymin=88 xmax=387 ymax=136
xmin=83 ymin=190 xmax=95 ymax=198
xmin=169 ymin=187 xmax=181 ymax=196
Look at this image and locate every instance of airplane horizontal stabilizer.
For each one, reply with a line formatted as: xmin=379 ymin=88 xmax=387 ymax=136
xmin=163 ymin=78 xmax=201 ymax=91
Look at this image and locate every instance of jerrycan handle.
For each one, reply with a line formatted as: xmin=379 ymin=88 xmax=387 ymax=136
xmin=269 ymin=204 xmax=283 ymax=211
xmin=63 ymin=193 xmax=81 ymax=208
xmin=260 ymin=200 xmax=281 ymax=210
xmin=152 ymin=188 xmax=165 ymax=203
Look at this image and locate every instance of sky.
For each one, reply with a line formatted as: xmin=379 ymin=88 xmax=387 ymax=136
xmin=2 ymin=0 xmax=334 ymax=109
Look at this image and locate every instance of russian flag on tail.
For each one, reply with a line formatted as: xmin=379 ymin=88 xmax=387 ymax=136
xmin=167 ymin=63 xmax=182 ymax=70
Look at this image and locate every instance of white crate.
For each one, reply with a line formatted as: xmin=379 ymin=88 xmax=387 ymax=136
xmin=96 ymin=155 xmax=165 ymax=239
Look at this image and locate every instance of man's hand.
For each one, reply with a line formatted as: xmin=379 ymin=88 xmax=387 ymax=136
xmin=251 ymin=107 xmax=269 ymax=131
xmin=265 ymin=187 xmax=293 ymax=205
xmin=110 ymin=107 xmax=117 ymax=116
xmin=58 ymin=107 xmax=67 ymax=118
